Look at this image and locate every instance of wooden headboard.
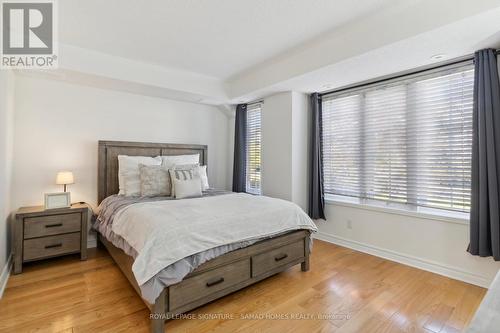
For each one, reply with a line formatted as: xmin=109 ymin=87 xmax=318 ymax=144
xmin=98 ymin=140 xmax=208 ymax=203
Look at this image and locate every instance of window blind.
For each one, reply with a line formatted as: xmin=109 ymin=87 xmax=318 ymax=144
xmin=321 ymin=65 xmax=474 ymax=212
xmin=246 ymin=103 xmax=262 ymax=195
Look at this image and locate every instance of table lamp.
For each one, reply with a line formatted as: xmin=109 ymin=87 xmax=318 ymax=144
xmin=56 ymin=171 xmax=74 ymax=192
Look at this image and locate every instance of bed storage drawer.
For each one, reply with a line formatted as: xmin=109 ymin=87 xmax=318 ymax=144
xmin=24 ymin=213 xmax=81 ymax=239
xmin=23 ymin=233 xmax=81 ymax=261
xmin=252 ymin=239 xmax=305 ymax=277
xmin=169 ymin=258 xmax=250 ymax=310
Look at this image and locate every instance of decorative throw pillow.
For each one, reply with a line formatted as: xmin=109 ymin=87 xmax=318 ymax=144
xmin=173 ymin=177 xmax=202 ymax=199
xmin=139 ymin=164 xmax=171 ymax=197
xmin=118 ymin=155 xmax=162 ymax=196
xmin=168 ymin=165 xmax=197 ymax=197
xmin=161 ymin=154 xmax=200 ymax=169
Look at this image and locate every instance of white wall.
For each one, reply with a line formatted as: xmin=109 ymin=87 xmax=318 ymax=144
xmin=0 ymin=70 xmax=14 ymax=290
xmin=261 ymin=91 xmax=309 ymax=211
xmin=11 ymin=75 xmax=231 ymax=240
xmin=290 ymin=92 xmax=309 ymax=210
xmin=261 ymin=92 xmax=293 ymax=201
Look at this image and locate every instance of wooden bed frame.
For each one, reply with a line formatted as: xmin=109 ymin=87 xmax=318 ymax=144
xmin=97 ymin=140 xmax=311 ymax=332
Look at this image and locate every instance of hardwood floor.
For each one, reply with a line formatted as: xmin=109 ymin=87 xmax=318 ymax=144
xmin=0 ymin=240 xmax=485 ymax=333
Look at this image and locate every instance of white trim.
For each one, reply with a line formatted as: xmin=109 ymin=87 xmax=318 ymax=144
xmin=0 ymin=255 xmax=13 ymax=299
xmin=325 ymin=197 xmax=469 ymax=226
xmin=313 ymin=231 xmax=491 ymax=288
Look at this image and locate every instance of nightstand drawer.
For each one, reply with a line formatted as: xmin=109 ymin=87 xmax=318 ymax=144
xmin=23 ymin=233 xmax=81 ymax=261
xmin=24 ymin=213 xmax=81 ymax=239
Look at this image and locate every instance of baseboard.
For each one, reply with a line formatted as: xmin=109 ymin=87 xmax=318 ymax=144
xmin=314 ymin=231 xmax=491 ymax=288
xmin=0 ymin=254 xmax=13 ymax=299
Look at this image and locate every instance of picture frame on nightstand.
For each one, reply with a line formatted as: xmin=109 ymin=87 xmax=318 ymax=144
xmin=44 ymin=192 xmax=71 ymax=210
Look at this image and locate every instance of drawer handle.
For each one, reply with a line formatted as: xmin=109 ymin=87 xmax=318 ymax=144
xmin=45 ymin=243 xmax=62 ymax=249
xmin=45 ymin=223 xmax=63 ymax=228
xmin=206 ymin=277 xmax=224 ymax=287
xmin=274 ymin=253 xmax=288 ymax=262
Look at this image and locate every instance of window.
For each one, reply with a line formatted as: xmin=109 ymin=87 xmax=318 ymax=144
xmin=322 ymin=64 xmax=474 ymax=213
xmin=246 ymin=103 xmax=262 ymax=194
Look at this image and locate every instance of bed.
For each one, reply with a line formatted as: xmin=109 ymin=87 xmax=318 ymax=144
xmin=95 ymin=140 xmax=316 ymax=332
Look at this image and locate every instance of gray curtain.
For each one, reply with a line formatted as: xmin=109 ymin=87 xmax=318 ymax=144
xmin=468 ymin=49 xmax=500 ymax=260
xmin=232 ymin=104 xmax=247 ymax=192
xmin=308 ymin=93 xmax=326 ymax=219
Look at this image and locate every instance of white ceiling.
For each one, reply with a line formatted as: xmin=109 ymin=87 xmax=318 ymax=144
xmin=41 ymin=0 xmax=500 ymax=106
xmin=60 ymin=0 xmax=396 ymax=79
xmin=227 ymin=0 xmax=500 ymax=101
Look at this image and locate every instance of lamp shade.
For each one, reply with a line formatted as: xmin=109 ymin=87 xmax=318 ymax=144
xmin=56 ymin=171 xmax=74 ymax=185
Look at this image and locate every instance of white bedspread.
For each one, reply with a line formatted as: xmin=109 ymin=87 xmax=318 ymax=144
xmin=111 ymin=193 xmax=317 ymax=285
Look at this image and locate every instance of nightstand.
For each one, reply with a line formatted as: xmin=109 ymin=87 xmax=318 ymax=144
xmin=12 ymin=203 xmax=90 ymax=274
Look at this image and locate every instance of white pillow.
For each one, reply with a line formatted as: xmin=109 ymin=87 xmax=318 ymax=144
xmin=118 ymin=155 xmax=162 ymax=196
xmin=169 ymin=166 xmax=197 ymax=197
xmin=161 ymin=154 xmax=200 ymax=169
xmin=168 ymin=164 xmax=208 ymax=193
xmin=198 ymin=165 xmax=209 ymax=191
xmin=173 ymin=177 xmax=202 ymax=199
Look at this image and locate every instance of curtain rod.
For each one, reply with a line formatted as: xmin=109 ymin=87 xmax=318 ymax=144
xmin=319 ymin=49 xmax=499 ymax=98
